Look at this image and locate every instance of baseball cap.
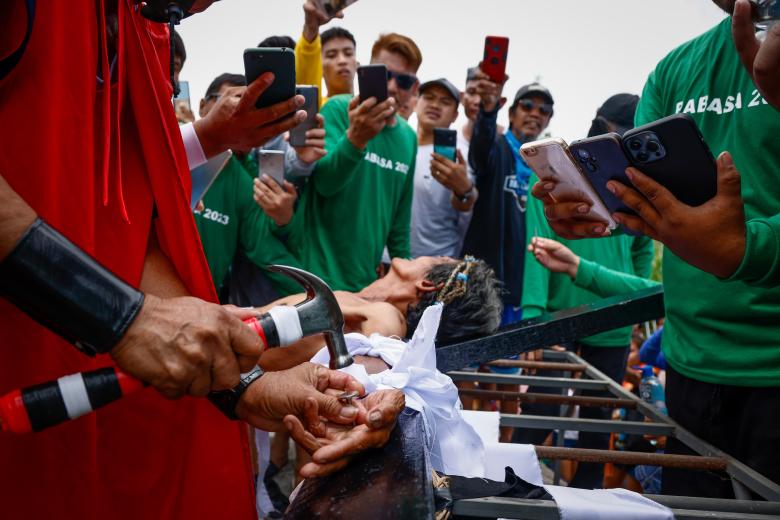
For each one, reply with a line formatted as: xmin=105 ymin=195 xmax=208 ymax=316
xmin=419 ymin=78 xmax=461 ymax=104
xmin=512 ymin=83 xmax=554 ymax=107
xmin=592 ymin=93 xmax=640 ymax=135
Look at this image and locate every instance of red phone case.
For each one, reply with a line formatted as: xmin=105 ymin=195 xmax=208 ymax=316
xmin=482 ymin=36 xmax=509 ymax=83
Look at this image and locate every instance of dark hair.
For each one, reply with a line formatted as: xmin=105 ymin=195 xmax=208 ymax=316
xmin=173 ymin=29 xmax=186 ymax=64
xmin=406 ymin=259 xmax=503 ymax=345
xmin=258 ymin=35 xmax=296 ymax=49
xmin=321 ymin=27 xmax=356 ymax=49
xmin=204 ymin=73 xmax=247 ymax=99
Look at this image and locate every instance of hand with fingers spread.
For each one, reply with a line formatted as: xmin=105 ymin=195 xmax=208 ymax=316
xmin=528 ymin=236 xmax=580 ymax=279
xmin=431 ymin=149 xmax=472 ymax=197
xmin=293 ymin=114 xmax=328 ymax=164
xmin=193 ymin=72 xmax=307 ymax=158
xmin=473 ymin=68 xmax=507 ymax=112
xmin=346 ymin=95 xmax=397 ymax=150
xmin=284 ymin=389 xmax=405 ymax=478
xmin=253 ymin=175 xmax=298 ymax=226
xmin=733 ymin=0 xmax=780 ymax=109
xmin=235 ymin=362 xmax=366 ymax=433
xmin=531 ymin=179 xmax=611 ymax=239
xmin=110 ymin=298 xmax=263 ymax=399
xmin=608 ymin=151 xmax=746 ymax=278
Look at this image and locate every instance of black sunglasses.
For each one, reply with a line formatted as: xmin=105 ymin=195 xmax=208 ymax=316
xmin=516 ymin=99 xmax=553 ymax=116
xmin=386 ymin=69 xmax=418 ymax=90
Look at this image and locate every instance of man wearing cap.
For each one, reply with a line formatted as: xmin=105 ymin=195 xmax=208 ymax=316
xmin=518 ymin=94 xmax=655 ymax=489
xmin=462 ymin=70 xmax=554 ymax=326
xmin=410 ymin=78 xmax=477 ymax=258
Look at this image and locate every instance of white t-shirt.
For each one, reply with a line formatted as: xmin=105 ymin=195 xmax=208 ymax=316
xmin=410 ymin=134 xmax=474 ymax=258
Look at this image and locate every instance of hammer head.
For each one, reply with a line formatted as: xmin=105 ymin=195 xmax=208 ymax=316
xmin=267 ymin=265 xmax=353 ymax=369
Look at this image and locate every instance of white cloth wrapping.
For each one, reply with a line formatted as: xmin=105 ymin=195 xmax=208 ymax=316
xmin=460 ymin=410 xmax=544 ymax=486
xmin=543 ymin=486 xmax=674 ymax=520
xmin=311 ymin=304 xmax=485 ymax=477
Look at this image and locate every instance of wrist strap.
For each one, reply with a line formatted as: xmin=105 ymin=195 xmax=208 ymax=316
xmin=207 ymin=366 xmax=264 ymax=420
xmin=0 ymin=219 xmax=144 ymax=356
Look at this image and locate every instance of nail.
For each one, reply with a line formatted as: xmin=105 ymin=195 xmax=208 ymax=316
xmin=625 ymin=169 xmax=635 ymax=181
xmin=295 ymin=95 xmax=305 ymax=107
xmin=719 ymin=151 xmax=734 ymax=167
xmin=577 ymin=204 xmax=589 ymax=214
xmin=592 ymin=226 xmax=605 ymax=234
xmin=261 ymin=174 xmax=270 ymax=181
xmin=340 ymin=406 xmax=358 ymax=419
xmin=607 ymin=182 xmax=617 ymax=194
xmin=543 ymin=182 xmax=554 ymax=191
xmin=369 ymin=410 xmax=382 ymax=428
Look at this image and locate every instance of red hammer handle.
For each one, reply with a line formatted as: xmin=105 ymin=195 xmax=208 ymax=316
xmin=0 ymin=317 xmax=266 ymax=434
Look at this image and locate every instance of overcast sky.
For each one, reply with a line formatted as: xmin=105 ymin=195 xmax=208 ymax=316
xmin=178 ymin=0 xmax=727 ymax=141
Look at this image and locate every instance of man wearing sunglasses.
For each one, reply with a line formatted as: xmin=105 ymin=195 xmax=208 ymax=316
xmin=287 ymin=33 xmax=422 ymax=292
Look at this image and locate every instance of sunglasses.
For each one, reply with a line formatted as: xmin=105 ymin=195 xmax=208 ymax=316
xmin=516 ymin=99 xmax=553 ymax=116
xmin=386 ymin=69 xmax=418 ymax=91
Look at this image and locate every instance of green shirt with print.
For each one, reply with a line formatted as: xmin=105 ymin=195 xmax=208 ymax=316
xmin=282 ymin=94 xmax=417 ymax=291
xmin=193 ymin=156 xmax=303 ymax=296
xmin=522 ymin=185 xmax=655 ymax=347
xmin=635 ymin=17 xmax=780 ymax=386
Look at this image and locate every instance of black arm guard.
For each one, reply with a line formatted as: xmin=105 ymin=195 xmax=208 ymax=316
xmin=0 ymin=219 xmax=145 ymax=356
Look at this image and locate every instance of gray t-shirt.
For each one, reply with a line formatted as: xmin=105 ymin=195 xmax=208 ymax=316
xmin=410 ymin=135 xmax=474 ymax=258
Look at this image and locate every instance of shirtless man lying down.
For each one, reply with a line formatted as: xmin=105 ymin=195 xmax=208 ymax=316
xmin=257 ymin=255 xmax=503 ymax=372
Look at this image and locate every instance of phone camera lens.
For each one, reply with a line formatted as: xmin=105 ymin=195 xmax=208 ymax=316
xmin=629 ymin=139 xmax=642 ymax=151
xmin=637 ymin=151 xmax=649 ymax=162
xmin=577 ymin=149 xmax=590 ymax=159
xmin=586 ymin=162 xmax=597 ymax=173
xmin=646 ymin=140 xmax=660 ymax=152
xmin=490 ymin=57 xmax=499 ymax=64
xmin=493 ymin=45 xmax=500 ymax=52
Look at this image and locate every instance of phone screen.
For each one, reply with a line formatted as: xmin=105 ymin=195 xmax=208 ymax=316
xmin=258 ymin=150 xmax=286 ymax=186
xmin=173 ymin=80 xmax=191 ymax=112
xmin=433 ymin=129 xmax=457 ymax=162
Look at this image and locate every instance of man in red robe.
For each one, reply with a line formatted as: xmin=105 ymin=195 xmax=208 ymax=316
xmin=0 ymin=1 xmax=401 ymax=518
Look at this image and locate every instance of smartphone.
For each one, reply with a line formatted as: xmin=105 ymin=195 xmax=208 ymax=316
xmin=313 ymin=0 xmax=359 ymax=16
xmin=243 ymin=47 xmax=296 ymax=110
xmin=357 ymin=64 xmax=388 ymax=103
xmin=569 ymin=134 xmax=635 ymax=216
xmin=289 ymin=85 xmax=319 ymax=147
xmin=622 ymin=114 xmax=717 ymax=207
xmin=258 ymin=149 xmax=286 ymax=186
xmin=174 ymin=80 xmax=191 ymax=111
xmin=752 ymin=0 xmax=780 ymax=30
xmin=190 ymin=150 xmax=232 ymax=210
xmin=433 ymin=128 xmax=457 ymax=162
xmin=520 ymin=138 xmax=617 ymax=229
xmin=482 ymin=36 xmax=509 ymax=83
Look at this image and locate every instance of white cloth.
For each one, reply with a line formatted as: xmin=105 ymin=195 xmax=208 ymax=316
xmin=461 ymin=410 xmax=544 ymax=486
xmin=253 ymin=430 xmax=275 ymax=517
xmin=544 ymin=486 xmax=674 ymax=520
xmin=311 ymin=304 xmax=485 ymax=477
xmin=180 ymin=122 xmax=207 ymax=170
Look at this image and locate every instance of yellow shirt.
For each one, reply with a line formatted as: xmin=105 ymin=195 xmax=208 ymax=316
xmin=294 ymin=32 xmax=327 ymax=107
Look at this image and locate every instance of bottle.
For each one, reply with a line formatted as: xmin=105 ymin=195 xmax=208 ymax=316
xmin=639 ymin=366 xmax=667 ymax=415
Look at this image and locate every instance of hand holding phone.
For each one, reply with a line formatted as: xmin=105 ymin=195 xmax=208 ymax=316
xmin=521 ymin=138 xmax=616 ymax=229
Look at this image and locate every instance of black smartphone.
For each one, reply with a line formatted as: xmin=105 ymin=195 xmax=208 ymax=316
xmin=289 ymin=85 xmax=319 ymax=147
xmin=622 ymin=114 xmax=717 ymax=207
xmin=569 ymin=134 xmax=635 ymax=216
xmin=357 ymin=64 xmax=388 ymax=103
xmin=243 ymin=47 xmax=296 ymax=110
xmin=433 ymin=128 xmax=457 ymax=162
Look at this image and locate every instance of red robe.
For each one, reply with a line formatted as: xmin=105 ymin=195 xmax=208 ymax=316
xmin=0 ymin=1 xmax=257 ymax=518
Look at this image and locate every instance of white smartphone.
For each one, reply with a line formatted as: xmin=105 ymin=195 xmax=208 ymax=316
xmin=190 ymin=150 xmax=232 ymax=210
xmin=258 ymin=149 xmax=285 ymax=186
xmin=520 ymin=138 xmax=616 ymax=229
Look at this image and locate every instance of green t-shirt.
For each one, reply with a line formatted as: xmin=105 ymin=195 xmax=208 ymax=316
xmin=193 ymin=157 xmax=303 ymax=296
xmin=283 ymin=94 xmax=417 ymax=291
xmin=522 ymin=190 xmax=655 ymax=347
xmin=635 ymin=18 xmax=780 ymax=386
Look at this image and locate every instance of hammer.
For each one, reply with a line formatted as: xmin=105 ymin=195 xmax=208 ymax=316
xmin=0 ymin=265 xmax=353 ymax=434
